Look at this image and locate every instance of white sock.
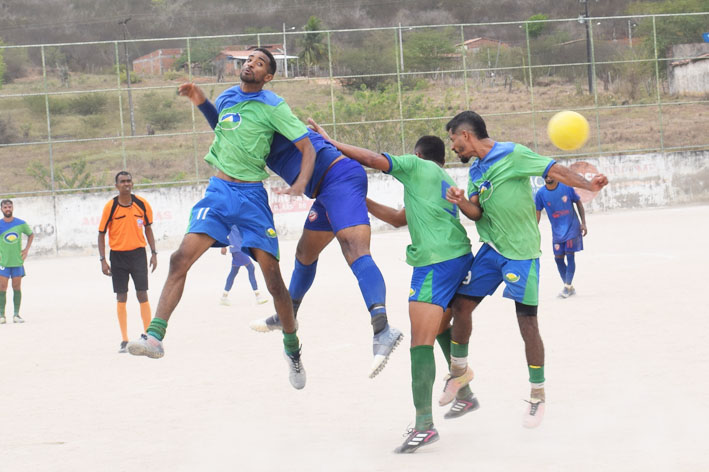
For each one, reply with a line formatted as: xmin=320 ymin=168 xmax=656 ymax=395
xmin=450 ymin=356 xmax=468 ymax=376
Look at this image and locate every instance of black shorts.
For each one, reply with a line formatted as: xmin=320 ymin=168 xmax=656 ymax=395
xmin=110 ymin=247 xmax=148 ymax=293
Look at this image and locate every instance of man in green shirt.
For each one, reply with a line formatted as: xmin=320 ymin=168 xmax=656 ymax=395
xmin=309 ymin=119 xmax=473 ymax=453
xmin=444 ymin=111 xmax=608 ymax=428
xmin=0 ymin=199 xmax=34 ymax=324
xmin=128 ymin=48 xmax=315 ymax=390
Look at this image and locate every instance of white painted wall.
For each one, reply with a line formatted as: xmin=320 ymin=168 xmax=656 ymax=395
xmin=11 ymin=150 xmax=709 ymax=256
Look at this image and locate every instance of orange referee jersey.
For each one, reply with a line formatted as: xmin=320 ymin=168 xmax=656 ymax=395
xmin=98 ymin=194 xmax=153 ymax=251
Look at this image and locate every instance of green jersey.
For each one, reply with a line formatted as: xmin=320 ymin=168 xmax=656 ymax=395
xmin=0 ymin=218 xmax=32 ymax=268
xmin=466 ymin=142 xmax=555 ymax=260
xmin=386 ymin=153 xmax=471 ymax=267
xmin=206 ymin=87 xmax=309 ymax=181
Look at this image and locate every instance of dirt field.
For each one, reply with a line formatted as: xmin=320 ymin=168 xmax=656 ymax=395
xmin=1 ymin=204 xmax=706 ymax=472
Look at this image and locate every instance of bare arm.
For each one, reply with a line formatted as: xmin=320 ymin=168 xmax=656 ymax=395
xmin=178 ymin=83 xmax=207 ymax=107
xmin=575 ymin=200 xmax=587 ymax=236
xmin=536 ymin=210 xmax=542 ymax=224
xmin=446 ymin=187 xmax=483 ymax=221
xmin=144 ymin=225 xmax=158 ymax=273
xmin=547 ymin=163 xmax=608 ymax=192
xmin=97 ymin=232 xmax=111 ymax=276
xmin=308 ymin=118 xmax=391 ymax=172
xmin=366 ymin=198 xmax=407 ymax=228
xmin=21 ymin=233 xmax=34 ymax=260
xmin=277 ymin=137 xmax=316 ymax=197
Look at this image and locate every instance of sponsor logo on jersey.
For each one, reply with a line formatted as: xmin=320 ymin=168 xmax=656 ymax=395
xmin=137 ymin=218 xmax=144 ymax=228
xmin=504 ymin=272 xmax=520 ymax=283
xmin=266 ymin=228 xmax=277 ymax=238
xmin=562 ymin=195 xmax=568 ymax=203
xmin=478 ymin=180 xmax=493 ymax=202
xmin=308 ymin=210 xmax=318 ymax=222
xmin=220 ymin=113 xmax=242 ymax=129
xmin=3 ymin=232 xmax=19 ymax=243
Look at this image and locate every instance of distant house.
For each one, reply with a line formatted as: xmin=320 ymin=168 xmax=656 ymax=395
xmin=216 ymin=44 xmax=298 ymax=78
xmin=132 ymin=49 xmax=183 ymax=75
xmin=669 ymin=52 xmax=709 ymax=95
xmin=456 ymin=37 xmax=509 ymax=53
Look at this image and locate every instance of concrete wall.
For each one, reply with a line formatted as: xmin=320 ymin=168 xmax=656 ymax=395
xmin=12 ymin=150 xmax=709 ymax=257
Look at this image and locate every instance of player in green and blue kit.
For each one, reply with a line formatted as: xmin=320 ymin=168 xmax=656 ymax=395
xmin=128 ymin=49 xmax=315 ymax=390
xmin=0 ymin=199 xmax=34 ymax=324
xmin=183 ymin=84 xmax=403 ymax=378
xmin=535 ymin=178 xmax=588 ymax=298
xmin=309 ymin=119 xmax=473 ymax=454
xmin=444 ymin=111 xmax=608 ymax=428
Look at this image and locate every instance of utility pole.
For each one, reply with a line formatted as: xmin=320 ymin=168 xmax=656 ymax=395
xmin=283 ymin=23 xmax=288 ymax=78
xmin=119 ymin=17 xmax=136 ymax=136
xmin=579 ymin=0 xmax=594 ymax=94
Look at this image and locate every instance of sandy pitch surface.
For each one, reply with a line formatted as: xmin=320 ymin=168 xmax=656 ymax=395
xmin=1 ymin=205 xmax=706 ymax=472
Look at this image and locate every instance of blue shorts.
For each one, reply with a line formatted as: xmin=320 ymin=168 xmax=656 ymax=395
xmin=303 ymin=158 xmax=370 ymax=234
xmin=457 ymin=244 xmax=540 ymax=306
xmin=0 ymin=266 xmax=25 ymax=278
xmin=231 ymin=250 xmax=253 ymax=267
xmin=409 ymin=253 xmax=474 ymax=309
xmin=188 ymin=177 xmax=280 ymax=260
xmin=553 ymin=235 xmax=584 ymax=256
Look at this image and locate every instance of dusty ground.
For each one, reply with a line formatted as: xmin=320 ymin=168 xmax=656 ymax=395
xmin=1 ymin=204 xmax=707 ymax=472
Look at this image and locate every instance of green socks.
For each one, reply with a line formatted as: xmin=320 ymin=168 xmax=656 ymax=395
xmin=0 ymin=291 xmax=5 ymax=317
xmin=147 ymin=318 xmax=168 ymax=341
xmin=435 ymin=327 xmax=452 ymax=364
xmin=13 ymin=290 xmax=21 ymax=316
xmin=528 ymin=364 xmax=545 ymax=384
xmin=411 ymin=345 xmax=435 ymax=430
xmin=283 ymin=331 xmax=300 ymax=355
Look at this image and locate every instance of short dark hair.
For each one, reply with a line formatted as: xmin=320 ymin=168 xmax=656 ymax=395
xmin=414 ymin=135 xmax=446 ymax=165
xmin=1 ymin=199 xmax=12 ymax=206
xmin=446 ymin=111 xmax=489 ymax=139
xmin=115 ymin=171 xmax=132 ymax=183
xmin=254 ymin=47 xmax=277 ymax=75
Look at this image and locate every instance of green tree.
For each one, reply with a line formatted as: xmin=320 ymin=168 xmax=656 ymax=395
xmin=526 ymin=14 xmax=549 ymax=39
xmin=173 ymin=39 xmax=223 ymax=75
xmin=299 ymin=16 xmax=327 ymax=76
xmin=402 ymin=28 xmax=457 ymax=72
xmin=628 ymin=0 xmax=709 ymax=57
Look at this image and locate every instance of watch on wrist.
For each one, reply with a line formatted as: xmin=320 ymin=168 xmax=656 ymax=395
xmin=99 ymin=256 xmax=105 ymax=261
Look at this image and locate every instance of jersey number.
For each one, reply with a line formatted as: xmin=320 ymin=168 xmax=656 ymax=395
xmin=195 ymin=207 xmax=211 ymax=220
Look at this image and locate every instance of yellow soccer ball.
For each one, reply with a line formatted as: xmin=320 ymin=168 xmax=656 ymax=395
xmin=547 ymin=111 xmax=590 ymax=151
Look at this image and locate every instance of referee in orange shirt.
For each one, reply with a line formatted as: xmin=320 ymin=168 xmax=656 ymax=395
xmin=98 ymin=171 xmax=158 ymax=353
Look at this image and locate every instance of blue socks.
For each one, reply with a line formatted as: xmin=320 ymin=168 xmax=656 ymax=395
xmin=288 ymin=259 xmax=318 ymax=315
xmin=350 ymin=255 xmax=388 ymax=334
xmin=554 ymin=256 xmax=567 ymax=282
xmin=565 ymin=253 xmax=576 ymax=285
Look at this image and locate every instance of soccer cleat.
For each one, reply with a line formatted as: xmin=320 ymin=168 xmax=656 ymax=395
xmin=127 ymin=333 xmax=164 ymax=359
xmin=254 ymin=290 xmax=269 ymax=305
xmin=0 ymin=316 xmax=6 ymax=324
xmin=393 ymin=427 xmax=440 ymax=454
xmin=13 ymin=315 xmax=24 ymax=323
xmin=558 ymin=287 xmax=570 ymax=298
xmin=219 ymin=295 xmax=231 ymax=306
xmin=370 ymin=325 xmax=404 ymax=379
xmin=444 ymin=393 xmax=480 ymax=419
xmin=567 ymin=286 xmax=576 ymax=297
xmin=250 ymin=314 xmax=281 ymax=332
xmin=118 ymin=341 xmax=128 ymax=353
xmin=284 ymin=348 xmax=306 ymax=390
xmin=438 ymin=366 xmax=475 ymax=406
xmin=522 ymin=398 xmax=546 ymax=428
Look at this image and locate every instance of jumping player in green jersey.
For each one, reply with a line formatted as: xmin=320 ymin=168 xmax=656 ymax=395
xmin=128 ymin=48 xmax=315 ymax=390
xmin=0 ymin=200 xmax=34 ymax=324
xmin=309 ymin=119 xmax=473 ymax=454
xmin=444 ymin=111 xmax=608 ymax=428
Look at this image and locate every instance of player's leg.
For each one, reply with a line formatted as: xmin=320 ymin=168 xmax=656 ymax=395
xmin=128 ymin=232 xmax=215 ymax=359
xmin=9 ymin=271 xmax=25 ymax=323
xmin=251 ymin=247 xmax=306 ymax=390
xmin=131 ymin=248 xmax=152 ymax=333
xmin=244 ymin=262 xmax=267 ymax=304
xmin=394 ymin=301 xmax=443 ymax=454
xmin=501 ymin=256 xmax=546 ymax=428
xmin=0 ymin=274 xmax=8 ymax=323
xmin=249 ymin=227 xmax=332 ymax=331
xmin=221 ymin=260 xmax=240 ymax=305
xmin=564 ymin=236 xmax=582 ymax=296
xmin=553 ymin=240 xmax=569 ymax=297
xmin=111 ymin=252 xmax=131 ymax=351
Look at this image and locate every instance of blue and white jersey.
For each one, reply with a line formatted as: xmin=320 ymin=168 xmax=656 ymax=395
xmin=535 ymin=182 xmax=581 ymax=243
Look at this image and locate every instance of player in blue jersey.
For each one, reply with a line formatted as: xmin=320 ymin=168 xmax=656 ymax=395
xmin=219 ymin=225 xmax=268 ymax=306
xmin=179 ymin=84 xmax=403 ymax=379
xmin=128 ymin=49 xmax=313 ymax=390
xmin=535 ymin=177 xmax=587 ymax=298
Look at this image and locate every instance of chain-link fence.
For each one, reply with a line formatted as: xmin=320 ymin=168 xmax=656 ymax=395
xmin=1 ymin=12 xmax=707 ymax=196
